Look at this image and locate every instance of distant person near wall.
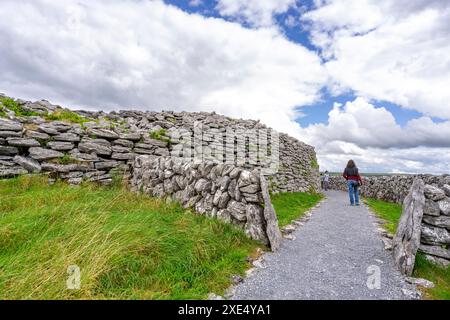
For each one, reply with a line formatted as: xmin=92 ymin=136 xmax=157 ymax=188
xmin=343 ymin=160 xmax=363 ymax=206
xmin=323 ymin=171 xmax=330 ymax=191
xmin=320 ymin=172 xmax=324 ymax=189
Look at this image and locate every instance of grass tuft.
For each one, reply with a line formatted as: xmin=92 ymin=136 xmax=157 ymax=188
xmin=149 ymin=129 xmax=169 ymax=142
xmin=413 ymin=253 xmax=450 ymax=300
xmin=44 ymin=109 xmax=90 ymax=124
xmin=271 ymin=192 xmax=323 ymax=227
xmin=0 ymin=97 xmax=39 ymax=117
xmin=0 ymin=175 xmax=261 ymax=300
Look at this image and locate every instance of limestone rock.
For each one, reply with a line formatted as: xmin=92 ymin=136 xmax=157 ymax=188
xmin=69 ymin=149 xmax=99 ymax=162
xmin=39 ymin=122 xmax=71 ymax=135
xmin=119 ymin=132 xmax=141 ymax=141
xmin=227 ymin=200 xmax=247 ymax=221
xmin=95 ymin=161 xmax=120 ymax=170
xmin=405 ymin=277 xmax=435 ymax=289
xmin=423 ymin=199 xmax=441 ymax=216
xmin=6 ymin=138 xmax=40 ymax=147
xmin=244 ymin=204 xmax=268 ymax=245
xmin=260 ymin=174 xmax=282 ymax=251
xmin=216 ymin=209 xmax=231 ymax=223
xmin=422 ymin=215 xmax=450 ymax=230
xmin=0 ymin=131 xmax=22 ymax=138
xmin=423 ymin=254 xmax=450 ymax=267
xmin=29 ymin=147 xmax=64 ymax=160
xmin=142 ymin=138 xmax=168 ymax=148
xmin=13 ymin=155 xmax=41 ymax=173
xmin=88 ymin=128 xmax=119 ymax=140
xmin=41 ymin=163 xmax=79 ymax=173
xmin=114 ymin=139 xmax=134 ymax=148
xmin=78 ymin=138 xmax=112 ymax=156
xmin=0 ymin=145 xmax=19 ymax=156
xmin=0 ymin=119 xmax=23 ymax=131
xmin=442 ymin=184 xmax=450 ymax=197
xmin=421 ymin=224 xmax=450 ymax=245
xmin=53 ymin=132 xmax=80 ymax=142
xmin=0 ymin=166 xmax=28 ymax=177
xmin=392 ymin=179 xmax=425 ymax=276
xmin=424 ymin=185 xmax=446 ymax=201
xmin=418 ymin=244 xmax=450 ymax=260
xmin=26 ymin=130 xmax=50 ymax=140
xmin=240 ymin=184 xmax=260 ymax=194
xmin=47 ymin=141 xmax=74 ymax=151
xmin=401 ymin=288 xmax=422 ymax=300
xmin=194 ymin=178 xmax=212 ymax=193
xmin=438 ymin=198 xmax=450 ymax=216
xmin=112 ymin=145 xmax=131 ymax=153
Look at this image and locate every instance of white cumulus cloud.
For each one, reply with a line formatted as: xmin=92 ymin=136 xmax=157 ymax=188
xmin=298 ymin=97 xmax=450 ymax=173
xmin=0 ymin=0 xmax=326 ymax=136
xmin=216 ymin=0 xmax=297 ymax=27
xmin=303 ymin=0 xmax=450 ymax=119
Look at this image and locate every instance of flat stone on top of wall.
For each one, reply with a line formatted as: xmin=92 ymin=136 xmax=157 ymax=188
xmin=29 ymin=147 xmax=64 ymax=160
xmin=0 ymin=119 xmax=23 ymax=131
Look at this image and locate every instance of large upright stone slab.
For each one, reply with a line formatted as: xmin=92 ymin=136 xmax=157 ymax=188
xmin=260 ymin=174 xmax=282 ymax=251
xmin=392 ymin=179 xmax=425 ymax=276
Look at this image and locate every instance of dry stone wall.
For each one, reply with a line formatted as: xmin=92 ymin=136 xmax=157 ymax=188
xmin=0 ymin=95 xmax=319 ymax=194
xmin=419 ymin=183 xmax=450 ymax=266
xmin=130 ymin=155 xmax=282 ymax=249
xmin=328 ymin=174 xmax=450 ymax=204
xmin=1 ymin=95 xmax=319 ymax=249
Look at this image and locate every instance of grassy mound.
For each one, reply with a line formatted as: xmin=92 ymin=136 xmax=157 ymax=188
xmin=0 ymin=175 xmax=261 ymax=300
xmin=271 ymin=192 xmax=323 ymax=227
xmin=365 ymin=198 xmax=450 ymax=300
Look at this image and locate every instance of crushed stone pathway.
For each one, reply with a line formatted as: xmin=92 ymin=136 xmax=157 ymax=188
xmin=232 ymin=190 xmax=415 ymax=300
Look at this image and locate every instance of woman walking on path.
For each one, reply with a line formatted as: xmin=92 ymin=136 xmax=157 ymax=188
xmin=343 ymin=160 xmax=363 ymax=206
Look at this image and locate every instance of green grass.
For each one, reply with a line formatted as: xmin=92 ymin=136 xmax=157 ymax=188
xmin=364 ymin=198 xmax=402 ymax=234
xmin=149 ymin=128 xmax=170 ymax=142
xmin=0 ymin=175 xmax=261 ymax=300
xmin=413 ymin=253 xmax=450 ymax=300
xmin=44 ymin=109 xmax=90 ymax=124
xmin=271 ymin=192 xmax=324 ymax=227
xmin=365 ymin=198 xmax=450 ymax=300
xmin=0 ymin=97 xmax=40 ymax=117
xmin=311 ymin=159 xmax=319 ymax=170
xmin=57 ymin=153 xmax=72 ymax=165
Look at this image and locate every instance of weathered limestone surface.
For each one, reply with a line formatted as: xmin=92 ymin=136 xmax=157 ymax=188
xmin=131 ymin=155 xmax=282 ymax=249
xmin=392 ymin=179 xmax=425 ymax=276
xmin=0 ymin=95 xmax=319 ymax=193
xmin=260 ymin=175 xmax=282 ymax=250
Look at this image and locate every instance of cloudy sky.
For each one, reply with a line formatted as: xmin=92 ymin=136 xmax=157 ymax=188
xmin=0 ymin=0 xmax=449 ymax=174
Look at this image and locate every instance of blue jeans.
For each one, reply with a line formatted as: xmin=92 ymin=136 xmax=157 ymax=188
xmin=347 ymin=180 xmax=359 ymax=205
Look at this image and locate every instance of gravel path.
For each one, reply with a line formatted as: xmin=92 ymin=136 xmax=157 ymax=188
xmin=232 ymin=190 xmax=414 ymax=300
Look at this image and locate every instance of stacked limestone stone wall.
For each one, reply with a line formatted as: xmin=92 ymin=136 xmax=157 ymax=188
xmin=392 ymin=180 xmax=450 ymax=270
xmin=130 ymin=155 xmax=282 ymax=249
xmin=269 ymin=134 xmax=320 ymax=193
xmin=419 ymin=184 xmax=450 ymax=266
xmin=1 ymin=95 xmax=319 ymax=249
xmin=328 ymin=174 xmax=450 ymax=204
xmin=0 ymin=95 xmax=319 ymax=194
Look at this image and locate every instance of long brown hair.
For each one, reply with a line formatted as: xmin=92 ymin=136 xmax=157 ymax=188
xmin=347 ymin=160 xmax=356 ymax=169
